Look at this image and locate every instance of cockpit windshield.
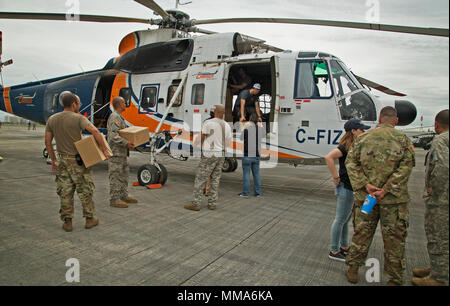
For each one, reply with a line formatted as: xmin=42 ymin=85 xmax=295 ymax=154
xmin=330 ymin=60 xmax=376 ymax=122
xmin=329 ymin=60 xmax=361 ymax=97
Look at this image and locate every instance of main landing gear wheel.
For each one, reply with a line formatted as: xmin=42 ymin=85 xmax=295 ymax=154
xmin=231 ymin=158 xmax=238 ymax=171
xmin=222 ymin=157 xmax=238 ymax=173
xmin=156 ymin=163 xmax=168 ymax=186
xmin=137 ymin=164 xmax=160 ymax=186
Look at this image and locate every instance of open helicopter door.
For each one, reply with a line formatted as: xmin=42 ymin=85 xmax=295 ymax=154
xmin=183 ymin=63 xmax=225 ymax=133
xmin=270 ymin=55 xmax=280 ymax=134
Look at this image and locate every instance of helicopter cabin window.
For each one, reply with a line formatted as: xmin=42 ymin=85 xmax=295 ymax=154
xmin=119 ymin=88 xmax=131 ymax=107
xmin=259 ymin=94 xmax=272 ymax=114
xmin=294 ymin=61 xmax=332 ymax=99
xmin=52 ymin=93 xmax=59 ymax=111
xmin=338 ymin=91 xmax=376 ymax=121
xmin=191 ymin=84 xmax=205 ymax=105
xmin=141 ymin=86 xmax=158 ymax=109
xmin=167 ymin=84 xmax=184 ymax=107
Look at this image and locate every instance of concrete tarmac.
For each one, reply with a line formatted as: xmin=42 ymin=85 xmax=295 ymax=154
xmin=0 ymin=125 xmax=430 ymax=286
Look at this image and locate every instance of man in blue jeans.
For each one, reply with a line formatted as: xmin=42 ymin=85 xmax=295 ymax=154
xmin=239 ymin=113 xmax=266 ymax=197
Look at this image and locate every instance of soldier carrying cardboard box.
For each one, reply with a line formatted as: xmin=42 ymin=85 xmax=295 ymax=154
xmin=107 ymin=97 xmax=138 ymax=208
xmin=45 ymin=91 xmax=111 ymax=232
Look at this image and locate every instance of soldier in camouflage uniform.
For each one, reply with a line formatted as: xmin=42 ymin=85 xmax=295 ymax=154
xmin=344 ymin=106 xmax=415 ymax=286
xmin=107 ymin=97 xmax=137 ymax=208
xmin=185 ymin=105 xmax=232 ymax=211
xmin=45 ymin=92 xmax=111 ymax=231
xmin=412 ymin=109 xmax=449 ymax=286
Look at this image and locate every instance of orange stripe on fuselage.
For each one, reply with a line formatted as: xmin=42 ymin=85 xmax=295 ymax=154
xmin=109 ymin=73 xmax=303 ymax=160
xmin=3 ymin=87 xmax=12 ymax=113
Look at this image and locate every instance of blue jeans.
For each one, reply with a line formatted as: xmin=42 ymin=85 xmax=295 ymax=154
xmin=330 ymin=183 xmax=354 ymax=252
xmin=241 ymin=157 xmax=261 ymax=196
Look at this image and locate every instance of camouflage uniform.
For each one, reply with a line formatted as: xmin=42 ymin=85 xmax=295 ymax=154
xmin=424 ymin=130 xmax=449 ymax=284
xmin=56 ymin=156 xmax=96 ymax=220
xmin=46 ymin=111 xmax=96 ymax=221
xmin=107 ymin=111 xmax=129 ymax=203
xmin=192 ymin=156 xmax=225 ymax=208
xmin=345 ymin=123 xmax=415 ymax=285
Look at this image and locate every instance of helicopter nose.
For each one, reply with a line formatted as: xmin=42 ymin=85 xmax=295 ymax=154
xmin=395 ymin=100 xmax=417 ymax=126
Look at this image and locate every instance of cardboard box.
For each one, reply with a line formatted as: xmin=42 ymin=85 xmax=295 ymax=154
xmin=74 ymin=135 xmax=112 ymax=168
xmin=118 ymin=126 xmax=149 ymax=147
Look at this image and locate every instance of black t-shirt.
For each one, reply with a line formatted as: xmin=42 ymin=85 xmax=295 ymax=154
xmin=337 ymin=145 xmax=353 ymax=191
xmin=241 ymin=124 xmax=266 ymax=157
xmin=233 ymin=89 xmax=259 ymax=119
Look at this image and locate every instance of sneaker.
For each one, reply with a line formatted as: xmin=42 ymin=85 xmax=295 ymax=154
xmin=238 ymin=193 xmax=249 ymax=198
xmin=254 ymin=194 xmax=261 ymax=198
xmin=329 ymin=251 xmax=346 ymax=262
xmin=340 ymin=247 xmax=350 ymax=256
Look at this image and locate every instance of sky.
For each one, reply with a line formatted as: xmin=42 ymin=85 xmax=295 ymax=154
xmin=0 ymin=0 xmax=448 ymax=127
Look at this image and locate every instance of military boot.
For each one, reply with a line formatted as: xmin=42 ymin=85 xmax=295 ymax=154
xmin=122 ymin=196 xmax=138 ymax=204
xmin=85 ymin=217 xmax=99 ymax=229
xmin=346 ymin=266 xmax=359 ymax=284
xmin=412 ymin=267 xmax=431 ymax=278
xmin=62 ymin=218 xmax=72 ymax=232
xmin=110 ymin=200 xmax=128 ymax=208
xmin=184 ymin=203 xmax=200 ymax=211
xmin=412 ymin=276 xmax=447 ymax=286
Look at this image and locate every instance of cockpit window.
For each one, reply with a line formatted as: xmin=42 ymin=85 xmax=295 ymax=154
xmin=330 ymin=60 xmax=361 ymax=97
xmin=294 ymin=60 xmax=333 ymax=99
xmin=338 ymin=91 xmax=377 ymax=121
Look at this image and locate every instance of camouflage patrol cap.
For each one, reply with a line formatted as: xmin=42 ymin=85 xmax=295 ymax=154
xmin=344 ymin=118 xmax=371 ymax=132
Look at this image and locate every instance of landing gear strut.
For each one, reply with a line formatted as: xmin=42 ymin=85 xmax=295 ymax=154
xmin=136 ymin=130 xmax=179 ymax=186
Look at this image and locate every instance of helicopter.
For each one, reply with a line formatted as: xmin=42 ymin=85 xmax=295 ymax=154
xmin=0 ymin=0 xmax=448 ymax=186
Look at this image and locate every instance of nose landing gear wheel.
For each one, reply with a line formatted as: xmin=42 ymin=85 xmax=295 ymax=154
xmin=137 ymin=164 xmax=160 ymax=186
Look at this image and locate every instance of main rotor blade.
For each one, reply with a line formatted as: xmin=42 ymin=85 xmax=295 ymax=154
xmin=0 ymin=12 xmax=151 ymax=24
xmin=134 ymin=0 xmax=169 ymax=21
xmin=191 ymin=18 xmax=449 ymax=38
xmin=353 ymin=74 xmax=406 ymax=97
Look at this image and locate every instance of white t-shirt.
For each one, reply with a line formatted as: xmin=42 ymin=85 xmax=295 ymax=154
xmin=202 ymin=118 xmax=232 ymax=157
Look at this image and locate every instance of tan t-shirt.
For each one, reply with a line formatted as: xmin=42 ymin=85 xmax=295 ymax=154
xmin=45 ymin=111 xmax=91 ymax=155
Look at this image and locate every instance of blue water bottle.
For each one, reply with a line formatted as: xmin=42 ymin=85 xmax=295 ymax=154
xmin=361 ymin=195 xmax=377 ymax=215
